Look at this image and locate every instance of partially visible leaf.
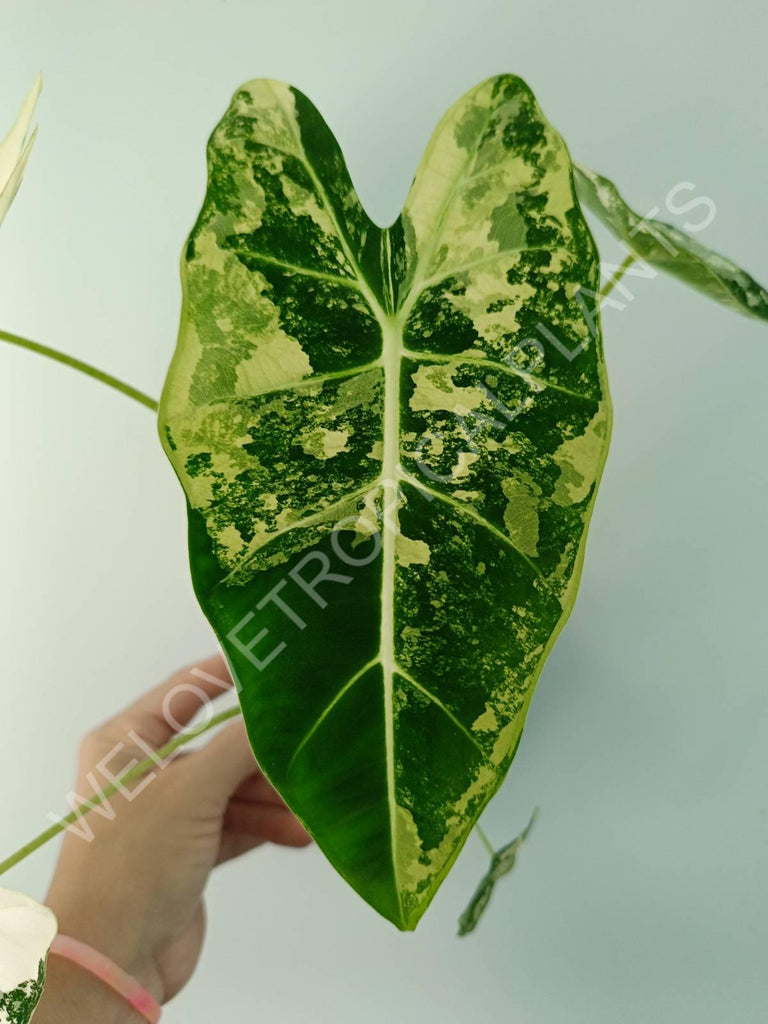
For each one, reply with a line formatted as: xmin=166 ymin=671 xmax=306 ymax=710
xmin=0 ymin=75 xmax=41 ymax=229
xmin=458 ymin=809 xmax=538 ymax=936
xmin=574 ymin=162 xmax=768 ymax=322
xmin=161 ymin=74 xmax=611 ymax=930
xmin=0 ymin=888 xmax=57 ymax=1023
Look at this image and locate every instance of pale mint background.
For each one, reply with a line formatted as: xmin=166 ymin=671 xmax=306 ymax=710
xmin=1 ymin=2 xmax=767 ymax=1021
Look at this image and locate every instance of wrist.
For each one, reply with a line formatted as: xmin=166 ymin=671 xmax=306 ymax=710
xmin=46 ymin=872 xmax=163 ymax=1006
xmin=35 ymin=955 xmax=144 ymax=1024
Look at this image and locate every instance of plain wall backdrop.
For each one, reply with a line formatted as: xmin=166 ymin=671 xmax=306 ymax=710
xmin=1 ymin=2 xmax=766 ymax=1021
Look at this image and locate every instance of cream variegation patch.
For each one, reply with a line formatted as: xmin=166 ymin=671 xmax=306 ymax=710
xmin=396 ymin=536 xmax=430 ymax=567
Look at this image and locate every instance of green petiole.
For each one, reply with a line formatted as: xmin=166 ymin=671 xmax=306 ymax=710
xmin=0 ymin=328 xmax=159 ymax=412
xmin=0 ymin=706 xmax=242 ymax=877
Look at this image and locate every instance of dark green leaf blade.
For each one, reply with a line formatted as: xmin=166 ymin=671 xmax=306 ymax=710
xmin=160 ymin=76 xmax=611 ymax=930
xmin=458 ymin=810 xmax=538 ymax=937
xmin=574 ymin=163 xmax=768 ymax=321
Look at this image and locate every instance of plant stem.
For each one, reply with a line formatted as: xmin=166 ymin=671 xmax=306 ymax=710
xmin=0 ymin=328 xmax=159 ymax=411
xmin=475 ymin=824 xmax=495 ymax=858
xmin=0 ymin=706 xmax=242 ymax=877
xmin=600 ymin=253 xmax=635 ymax=299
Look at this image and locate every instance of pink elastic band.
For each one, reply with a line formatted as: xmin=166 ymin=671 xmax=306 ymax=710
xmin=50 ymin=934 xmax=161 ymax=1022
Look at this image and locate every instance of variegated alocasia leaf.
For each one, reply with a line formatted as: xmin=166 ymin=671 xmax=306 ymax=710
xmin=574 ymin=163 xmax=768 ymax=322
xmin=458 ymin=809 xmax=537 ymax=936
xmin=0 ymin=76 xmax=41 ymax=229
xmin=160 ymin=74 xmax=611 ymax=930
xmin=0 ymin=888 xmax=57 ymax=1023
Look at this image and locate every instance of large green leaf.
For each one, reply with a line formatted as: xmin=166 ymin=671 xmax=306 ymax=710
xmin=160 ymin=75 xmax=611 ymax=930
xmin=574 ymin=163 xmax=768 ymax=321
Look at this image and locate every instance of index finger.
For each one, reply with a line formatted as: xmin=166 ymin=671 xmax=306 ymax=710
xmin=110 ymin=652 xmax=235 ymax=748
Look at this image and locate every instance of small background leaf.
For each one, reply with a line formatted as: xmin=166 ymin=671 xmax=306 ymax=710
xmin=574 ymin=162 xmax=768 ymax=322
xmin=458 ymin=809 xmax=538 ymax=937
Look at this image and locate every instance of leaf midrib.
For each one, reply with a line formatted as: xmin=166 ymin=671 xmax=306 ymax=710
xmin=270 ymin=83 xmax=406 ymax=916
xmin=286 ymin=655 xmax=491 ymax=773
xmin=265 ymin=85 xmax=523 ymax=918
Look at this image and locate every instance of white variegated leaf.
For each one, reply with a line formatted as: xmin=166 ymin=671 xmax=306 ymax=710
xmin=0 ymin=889 xmax=56 ymax=1023
xmin=0 ymin=76 xmax=41 ymax=229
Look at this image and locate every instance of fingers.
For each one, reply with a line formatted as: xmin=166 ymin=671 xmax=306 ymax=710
xmin=223 ymin=802 xmax=312 ymax=848
xmin=232 ymin=772 xmax=285 ymax=805
xmin=216 ymin=827 xmax=311 ymax=867
xmin=187 ymin=719 xmax=261 ymax=796
xmin=106 ymin=653 xmax=234 ymax=748
xmin=216 ymin=834 xmax=265 ymax=866
xmin=189 ymin=720 xmax=312 ymax=854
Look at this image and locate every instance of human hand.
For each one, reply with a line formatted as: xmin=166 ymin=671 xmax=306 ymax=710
xmin=35 ymin=655 xmax=311 ymax=1021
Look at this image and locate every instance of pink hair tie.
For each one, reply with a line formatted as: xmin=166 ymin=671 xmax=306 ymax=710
xmin=50 ymin=934 xmax=161 ymax=1023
